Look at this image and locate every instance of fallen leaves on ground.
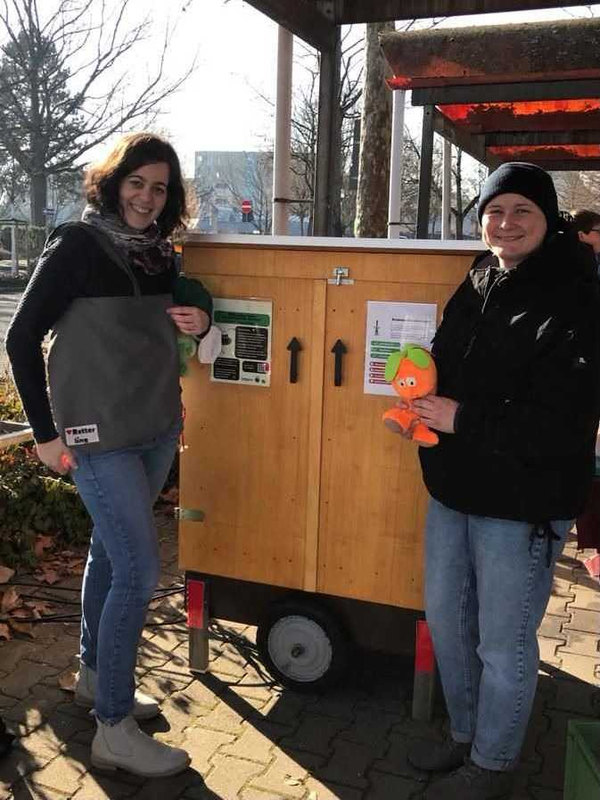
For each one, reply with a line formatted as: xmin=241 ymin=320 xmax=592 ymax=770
xmin=24 ymin=600 xmax=53 ymax=618
xmin=0 ymin=584 xmax=58 ymax=638
xmin=33 ymin=549 xmax=86 ymax=585
xmin=0 ymin=586 xmax=20 ymax=614
xmin=34 ymin=566 xmax=59 ymax=585
xmin=8 ymin=620 xmax=33 ymax=638
xmin=58 ymin=670 xmax=77 ymax=693
xmin=34 ymin=534 xmax=55 ymax=559
xmin=0 ymin=566 xmax=15 ymax=584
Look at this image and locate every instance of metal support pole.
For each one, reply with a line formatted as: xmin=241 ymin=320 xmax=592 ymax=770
xmin=313 ymin=28 xmax=341 ymax=236
xmin=10 ymin=223 xmax=17 ymax=277
xmin=187 ymin=574 xmax=209 ymax=674
xmin=272 ymin=26 xmax=293 ymax=235
xmin=441 ymin=138 xmax=452 ymax=240
xmin=412 ymin=619 xmax=436 ymax=721
xmin=416 ymin=105 xmax=435 ymax=239
xmin=388 ymin=90 xmax=406 ymax=239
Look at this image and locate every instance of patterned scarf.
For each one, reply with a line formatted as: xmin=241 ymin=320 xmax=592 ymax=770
xmin=81 ymin=205 xmax=175 ymax=275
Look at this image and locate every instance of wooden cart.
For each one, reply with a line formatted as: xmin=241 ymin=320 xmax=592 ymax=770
xmin=179 ymin=235 xmax=481 ymax=695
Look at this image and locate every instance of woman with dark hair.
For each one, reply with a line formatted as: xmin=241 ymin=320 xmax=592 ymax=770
xmin=401 ymin=163 xmax=600 ymax=799
xmin=6 ymin=133 xmax=211 ymax=777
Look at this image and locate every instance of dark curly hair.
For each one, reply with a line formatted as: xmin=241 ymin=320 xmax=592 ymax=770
xmin=84 ymin=133 xmax=187 ymax=236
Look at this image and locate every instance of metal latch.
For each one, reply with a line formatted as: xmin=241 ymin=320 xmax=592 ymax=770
xmin=327 ymin=266 xmax=354 ymax=286
xmin=175 ymin=507 xmax=205 ymax=522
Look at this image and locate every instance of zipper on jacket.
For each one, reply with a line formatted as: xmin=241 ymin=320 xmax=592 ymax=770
xmin=481 ymin=268 xmax=509 ymax=314
xmin=463 ymin=268 xmax=509 ymax=359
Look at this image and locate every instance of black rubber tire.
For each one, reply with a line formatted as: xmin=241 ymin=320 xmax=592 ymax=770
xmin=256 ymin=597 xmax=351 ymax=692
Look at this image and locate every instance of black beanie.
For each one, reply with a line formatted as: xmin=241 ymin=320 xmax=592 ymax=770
xmin=477 ymin=162 xmax=559 ymax=228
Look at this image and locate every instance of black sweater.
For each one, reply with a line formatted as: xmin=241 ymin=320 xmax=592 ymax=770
xmin=419 ymin=228 xmax=600 ymax=522
xmin=6 ymin=225 xmax=212 ymax=444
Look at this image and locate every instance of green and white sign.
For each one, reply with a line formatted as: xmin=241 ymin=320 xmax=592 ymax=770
xmin=211 ymin=298 xmax=273 ymax=387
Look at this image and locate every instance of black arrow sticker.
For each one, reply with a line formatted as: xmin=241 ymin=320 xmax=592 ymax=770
xmin=331 ymin=339 xmax=347 ymax=387
xmin=287 ymin=337 xmax=302 ymax=383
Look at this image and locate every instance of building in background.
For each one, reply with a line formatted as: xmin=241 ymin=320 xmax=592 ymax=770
xmin=193 ymin=150 xmax=308 ymax=235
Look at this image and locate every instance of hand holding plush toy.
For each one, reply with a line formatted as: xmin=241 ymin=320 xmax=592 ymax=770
xmin=382 ymin=344 xmax=439 ymax=447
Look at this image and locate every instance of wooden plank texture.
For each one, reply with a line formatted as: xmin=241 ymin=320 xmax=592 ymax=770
xmin=179 ymin=274 xmax=323 ymax=590
xmin=317 ymin=279 xmax=458 ymax=610
xmin=180 ymin=242 xmax=474 ymax=610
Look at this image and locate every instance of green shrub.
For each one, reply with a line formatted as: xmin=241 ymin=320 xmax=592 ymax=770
xmin=0 ymin=375 xmax=26 ymax=421
xmin=0 ymin=376 xmax=91 ymax=567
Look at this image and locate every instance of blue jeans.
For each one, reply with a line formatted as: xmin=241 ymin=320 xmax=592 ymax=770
xmin=72 ymin=424 xmax=180 ymax=724
xmin=425 ymin=496 xmax=571 ymax=771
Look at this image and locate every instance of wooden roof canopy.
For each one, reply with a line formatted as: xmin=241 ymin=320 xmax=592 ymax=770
xmin=380 ymin=18 xmax=600 ymax=170
xmin=244 ymin=1 xmax=598 ymax=234
xmin=244 ymin=1 xmax=595 ymax=51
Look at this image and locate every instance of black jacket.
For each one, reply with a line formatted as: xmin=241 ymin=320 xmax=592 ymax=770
xmin=419 ymin=226 xmax=600 ymax=522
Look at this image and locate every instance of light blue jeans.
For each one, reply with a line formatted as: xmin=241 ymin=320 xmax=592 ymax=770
xmin=425 ymin=496 xmax=571 ymax=771
xmin=72 ymin=423 xmax=180 ymax=724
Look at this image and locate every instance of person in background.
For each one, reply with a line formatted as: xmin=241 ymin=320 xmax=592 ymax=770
xmin=6 ymin=133 xmax=212 ymax=778
xmin=572 ymin=208 xmax=600 ymax=267
xmin=403 ymin=163 xmax=600 ymax=800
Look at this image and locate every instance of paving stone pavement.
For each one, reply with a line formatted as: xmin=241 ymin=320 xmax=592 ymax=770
xmin=0 ymin=516 xmax=597 ymax=800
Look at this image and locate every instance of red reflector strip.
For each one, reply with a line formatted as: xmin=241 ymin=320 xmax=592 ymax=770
xmin=187 ymin=580 xmax=205 ymax=629
xmin=415 ymin=620 xmax=435 ymax=672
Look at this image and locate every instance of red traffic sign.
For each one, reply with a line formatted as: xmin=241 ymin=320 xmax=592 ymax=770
xmin=241 ymin=199 xmax=252 ymax=214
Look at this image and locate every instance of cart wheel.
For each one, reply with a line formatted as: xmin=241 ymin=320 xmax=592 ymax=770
xmin=256 ymin=598 xmax=350 ymax=692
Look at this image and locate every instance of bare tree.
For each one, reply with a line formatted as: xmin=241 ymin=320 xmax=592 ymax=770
xmin=452 ymin=148 xmax=484 ymax=239
xmin=554 ymin=170 xmax=600 ymax=213
xmin=354 ymin=21 xmax=394 ymax=237
xmin=355 ymin=18 xmax=450 ymax=238
xmin=0 ymin=0 xmax=193 ymax=225
xmin=289 ymin=32 xmax=363 ymax=234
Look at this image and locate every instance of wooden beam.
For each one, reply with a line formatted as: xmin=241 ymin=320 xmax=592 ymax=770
xmin=244 ymin=0 xmax=335 ymax=50
xmin=433 ymin=109 xmax=502 ymax=170
xmin=313 ymin=29 xmax=342 ymax=235
xmin=338 ymin=0 xmax=593 ymax=24
xmin=486 ymin=131 xmax=600 ymax=147
xmin=510 ymin=159 xmax=600 ymax=171
xmin=381 ymin=19 xmax=600 ymax=91
xmin=412 ymin=80 xmax=600 ymax=106
xmin=416 ymin=105 xmax=434 ymax=239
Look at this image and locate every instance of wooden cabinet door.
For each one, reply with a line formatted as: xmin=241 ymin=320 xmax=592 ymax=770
xmin=317 ymin=278 xmax=455 ymax=610
xmin=179 ymin=275 xmax=326 ymax=591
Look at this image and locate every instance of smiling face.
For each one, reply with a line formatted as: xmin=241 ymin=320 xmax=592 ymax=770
xmin=391 ymin=357 xmax=437 ymax=401
xmin=118 ymin=162 xmax=169 ymax=230
xmin=481 ymin=192 xmax=548 ymax=270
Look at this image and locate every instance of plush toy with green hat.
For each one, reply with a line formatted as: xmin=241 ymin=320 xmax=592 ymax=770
xmin=382 ymin=343 xmax=438 ymax=447
xmin=172 ymin=274 xmax=212 ymax=376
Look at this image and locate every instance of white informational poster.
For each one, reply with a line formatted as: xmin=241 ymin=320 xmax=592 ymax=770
xmin=210 ymin=298 xmax=273 ymax=387
xmin=364 ymin=301 xmax=438 ymax=396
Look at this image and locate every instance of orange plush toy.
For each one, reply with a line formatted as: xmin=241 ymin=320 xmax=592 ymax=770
xmin=382 ymin=344 xmax=439 ymax=447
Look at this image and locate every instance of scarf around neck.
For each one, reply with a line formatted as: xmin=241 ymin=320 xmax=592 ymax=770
xmin=81 ymin=205 xmax=175 ymax=275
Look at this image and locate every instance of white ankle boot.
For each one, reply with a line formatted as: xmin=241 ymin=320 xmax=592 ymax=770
xmin=75 ymin=663 xmax=160 ymax=721
xmin=91 ymin=715 xmax=190 ymax=777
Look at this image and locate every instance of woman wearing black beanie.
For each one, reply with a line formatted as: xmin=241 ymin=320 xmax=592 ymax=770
xmin=404 ymin=163 xmax=600 ymax=799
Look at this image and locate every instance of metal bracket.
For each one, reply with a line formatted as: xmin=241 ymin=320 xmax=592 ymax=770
xmin=175 ymin=507 xmax=205 ymax=522
xmin=327 ymin=266 xmax=354 ymax=286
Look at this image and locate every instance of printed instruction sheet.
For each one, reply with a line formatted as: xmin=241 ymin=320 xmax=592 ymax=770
xmin=364 ymin=301 xmax=437 ymax=396
xmin=211 ymin=298 xmax=272 ymax=387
